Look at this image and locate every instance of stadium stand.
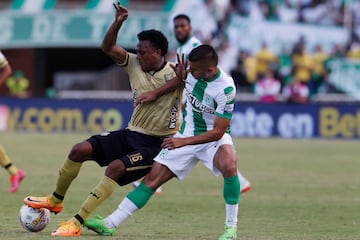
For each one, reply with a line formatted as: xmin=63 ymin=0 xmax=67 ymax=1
xmin=0 ymin=0 xmax=176 ymax=12
xmin=1 ymin=0 xmax=359 ymax=102
xmin=10 ymin=0 xmax=56 ymax=12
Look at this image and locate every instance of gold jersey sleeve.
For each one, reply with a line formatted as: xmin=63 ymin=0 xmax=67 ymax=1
xmin=119 ymin=52 xmax=183 ymax=136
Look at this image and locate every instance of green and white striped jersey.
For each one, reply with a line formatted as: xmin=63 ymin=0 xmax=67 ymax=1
xmin=179 ymin=68 xmax=236 ymax=136
xmin=177 ymin=36 xmax=201 ymax=59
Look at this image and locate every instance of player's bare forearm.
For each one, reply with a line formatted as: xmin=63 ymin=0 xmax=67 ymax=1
xmin=136 ymin=54 xmax=187 ymax=105
xmin=101 ymin=1 xmax=128 ymax=63
xmin=162 ymin=130 xmax=223 ymax=149
xmin=101 ymin=21 xmax=127 ymax=63
xmin=135 ymin=78 xmax=183 ymax=105
xmin=154 ymin=77 xmax=184 ymax=96
xmin=162 ymin=117 xmax=230 ymax=149
xmin=101 ymin=21 xmax=122 ymax=52
xmin=184 ymin=129 xmax=224 ymax=145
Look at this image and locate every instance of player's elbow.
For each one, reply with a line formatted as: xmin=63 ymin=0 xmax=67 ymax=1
xmin=4 ymin=64 xmax=12 ymax=79
xmin=101 ymin=43 xmax=111 ymax=55
xmin=212 ymin=130 xmax=225 ymax=141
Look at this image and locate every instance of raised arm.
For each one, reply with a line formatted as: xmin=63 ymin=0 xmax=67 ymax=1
xmin=101 ymin=1 xmax=128 ymax=64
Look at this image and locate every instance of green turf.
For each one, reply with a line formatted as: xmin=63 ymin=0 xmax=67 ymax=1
xmin=0 ymin=132 xmax=359 ymax=239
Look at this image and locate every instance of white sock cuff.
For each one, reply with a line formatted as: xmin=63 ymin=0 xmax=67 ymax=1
xmin=105 ymin=197 xmax=139 ymax=228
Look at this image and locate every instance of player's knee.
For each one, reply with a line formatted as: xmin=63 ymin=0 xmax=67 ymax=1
xmin=68 ymin=141 xmax=91 ymax=162
xmin=218 ymin=161 xmax=237 ymax=177
xmin=142 ymin=173 xmax=161 ymax=189
xmin=105 ymin=160 xmax=126 ymax=181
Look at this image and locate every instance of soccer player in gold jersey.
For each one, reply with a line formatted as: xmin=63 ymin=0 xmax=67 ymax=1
xmin=23 ymin=2 xmax=185 ymax=236
xmin=0 ymin=50 xmax=25 ymax=192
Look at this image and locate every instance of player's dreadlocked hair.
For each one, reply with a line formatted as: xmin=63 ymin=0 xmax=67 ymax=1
xmin=137 ymin=29 xmax=168 ymax=56
xmin=188 ymin=44 xmax=218 ymax=66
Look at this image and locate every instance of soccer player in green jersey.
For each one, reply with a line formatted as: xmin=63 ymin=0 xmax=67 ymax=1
xmin=0 ymin=50 xmax=26 ymax=192
xmin=85 ymin=44 xmax=241 ymax=240
xmin=174 ymin=14 xmax=251 ymax=193
xmin=23 ymin=1 xmax=184 ymax=236
xmin=134 ymin=14 xmax=251 ymax=195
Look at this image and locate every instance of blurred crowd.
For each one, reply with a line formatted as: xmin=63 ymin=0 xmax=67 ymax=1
xmin=193 ymin=0 xmax=360 ymax=103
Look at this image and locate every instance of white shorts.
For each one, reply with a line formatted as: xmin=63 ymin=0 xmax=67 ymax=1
xmin=154 ymin=132 xmax=233 ymax=180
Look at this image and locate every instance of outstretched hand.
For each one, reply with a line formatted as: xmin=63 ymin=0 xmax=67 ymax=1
xmin=113 ymin=0 xmax=129 ymax=23
xmin=170 ymin=53 xmax=188 ymax=82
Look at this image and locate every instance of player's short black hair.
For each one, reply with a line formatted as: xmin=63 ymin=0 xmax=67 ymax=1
xmin=137 ymin=29 xmax=168 ymax=56
xmin=188 ymin=44 xmax=218 ymax=66
xmin=173 ymin=14 xmax=191 ymax=23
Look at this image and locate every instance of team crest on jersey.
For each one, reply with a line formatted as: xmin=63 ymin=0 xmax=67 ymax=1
xmin=204 ymin=94 xmax=213 ymax=107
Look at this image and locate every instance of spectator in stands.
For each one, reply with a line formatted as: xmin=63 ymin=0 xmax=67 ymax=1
xmin=311 ymin=44 xmax=328 ymax=94
xmin=301 ymin=1 xmax=340 ymax=26
xmin=329 ymin=43 xmax=346 ymax=58
xmin=254 ymin=69 xmax=281 ymax=103
xmin=276 ymin=0 xmax=299 ymax=23
xmin=257 ymin=1 xmax=277 ymax=20
xmin=230 ymin=0 xmax=251 ymax=17
xmin=6 ymin=70 xmax=30 ymax=98
xmin=283 ymin=77 xmax=309 ymax=104
xmin=230 ymin=50 xmax=256 ymax=92
xmin=346 ymin=42 xmax=360 ymax=60
xmin=204 ymin=0 xmax=230 ymax=39
xmin=254 ymin=41 xmax=277 ymax=80
xmin=277 ymin=45 xmax=292 ymax=87
xmin=349 ymin=21 xmax=360 ymax=46
xmin=291 ymin=40 xmax=314 ymax=95
xmin=291 ymin=35 xmax=306 ymax=56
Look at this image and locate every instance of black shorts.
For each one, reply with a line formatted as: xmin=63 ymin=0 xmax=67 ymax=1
xmin=87 ymin=129 xmax=164 ymax=186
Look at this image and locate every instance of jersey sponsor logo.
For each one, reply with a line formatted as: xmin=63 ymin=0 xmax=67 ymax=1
xmin=168 ymin=97 xmax=179 ymax=129
xmin=188 ymin=92 xmax=215 ymax=114
xmin=133 ymin=89 xmax=138 ymax=107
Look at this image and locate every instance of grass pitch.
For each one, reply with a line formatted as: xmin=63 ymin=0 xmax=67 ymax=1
xmin=0 ymin=132 xmax=359 ymax=240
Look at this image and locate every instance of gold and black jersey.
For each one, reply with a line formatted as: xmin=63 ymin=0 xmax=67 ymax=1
xmin=119 ymin=52 xmax=182 ymax=137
